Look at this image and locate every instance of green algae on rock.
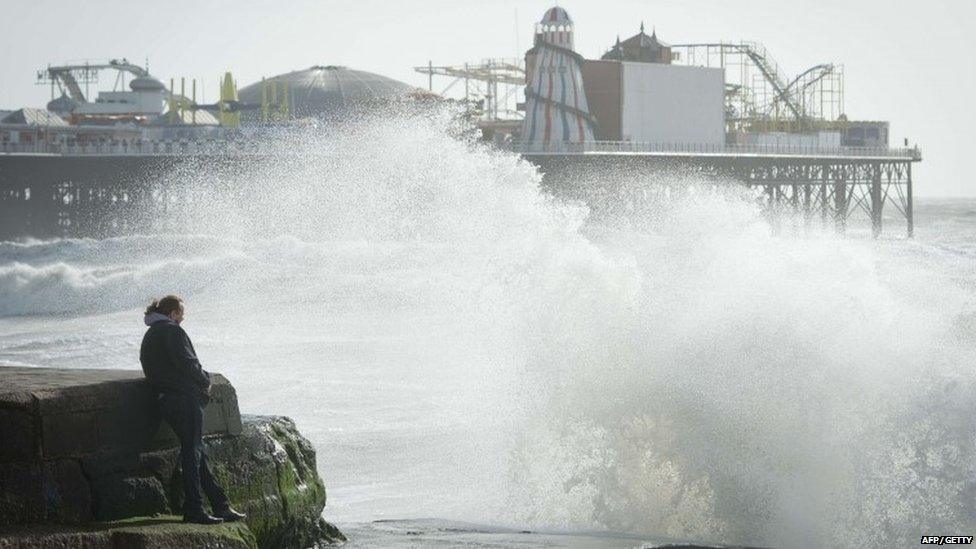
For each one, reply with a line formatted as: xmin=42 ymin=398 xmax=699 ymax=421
xmin=188 ymin=415 xmax=346 ymax=548
xmin=0 ymin=515 xmax=258 ymax=549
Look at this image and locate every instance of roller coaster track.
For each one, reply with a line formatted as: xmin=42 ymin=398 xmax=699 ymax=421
xmin=672 ymin=42 xmax=824 ymax=121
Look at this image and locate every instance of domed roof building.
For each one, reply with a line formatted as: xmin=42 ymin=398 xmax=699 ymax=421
xmin=237 ymin=65 xmax=418 ymax=123
xmin=128 ymin=75 xmax=167 ymax=92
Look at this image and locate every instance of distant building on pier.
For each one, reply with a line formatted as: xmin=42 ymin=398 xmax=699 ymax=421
xmin=601 ymin=23 xmax=674 ymax=64
xmin=582 ymin=21 xmax=725 ymax=144
xmin=237 ymin=66 xmax=418 ymax=124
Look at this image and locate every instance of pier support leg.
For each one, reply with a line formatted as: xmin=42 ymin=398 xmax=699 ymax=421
xmin=767 ymin=185 xmax=782 ymax=235
xmin=820 ymin=165 xmax=829 ymax=228
xmin=907 ymin=163 xmax=914 ymax=238
xmin=871 ymin=164 xmax=883 ymax=238
xmin=803 ymin=183 xmax=812 ymax=230
xmin=834 ymin=169 xmax=847 ymax=234
xmin=790 ymin=183 xmax=800 ymax=231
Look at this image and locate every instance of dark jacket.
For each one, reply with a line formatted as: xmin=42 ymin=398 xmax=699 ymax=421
xmin=140 ymin=314 xmax=212 ymax=404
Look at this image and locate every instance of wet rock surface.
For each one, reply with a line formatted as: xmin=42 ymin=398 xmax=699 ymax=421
xmin=0 ymin=366 xmax=344 ymax=548
xmin=0 ymin=516 xmax=257 ymax=549
xmin=205 ymin=415 xmax=345 ymax=548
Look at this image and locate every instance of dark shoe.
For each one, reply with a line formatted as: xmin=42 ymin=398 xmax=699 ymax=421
xmin=183 ymin=512 xmax=224 ymax=525
xmin=214 ymin=507 xmax=247 ymax=522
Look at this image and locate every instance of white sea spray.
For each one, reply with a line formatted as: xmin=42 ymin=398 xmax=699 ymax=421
xmin=1 ymin=109 xmax=974 ymax=548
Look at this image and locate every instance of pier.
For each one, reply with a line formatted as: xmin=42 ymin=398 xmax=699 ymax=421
xmin=0 ymin=6 xmax=924 ymax=241
xmin=0 ymin=140 xmax=921 ymax=239
xmin=519 ymin=141 xmax=921 ymax=238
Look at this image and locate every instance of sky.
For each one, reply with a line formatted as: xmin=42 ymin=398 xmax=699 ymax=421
xmin=1 ymin=0 xmax=974 ymax=196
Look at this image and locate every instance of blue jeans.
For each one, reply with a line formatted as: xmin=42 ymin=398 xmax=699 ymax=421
xmin=159 ymin=393 xmax=229 ymax=515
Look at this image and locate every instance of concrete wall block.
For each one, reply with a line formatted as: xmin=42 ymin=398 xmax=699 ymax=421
xmin=0 ymin=367 xmax=266 ymax=532
xmin=0 ymin=462 xmax=45 ymax=525
xmin=201 ymin=398 xmax=230 ymax=436
xmin=222 ymin=395 xmax=243 ymax=437
xmin=41 ymin=412 xmax=98 ymax=459
xmin=210 ymin=375 xmax=242 ymax=436
xmin=40 ymin=460 xmax=93 ymax=524
xmin=0 ymin=459 xmax=95 ymax=525
xmin=0 ymin=408 xmax=39 ymax=462
xmin=80 ymin=450 xmax=144 ymax=480
xmin=35 ymin=379 xmax=153 ymax=414
xmin=91 ymin=474 xmax=168 ymax=521
xmin=94 ymin=400 xmax=161 ymax=452
xmin=0 ymin=390 xmax=35 ymax=411
xmin=149 ymin=420 xmax=179 ymax=448
xmin=34 ymin=386 xmax=108 ymax=416
xmin=138 ymin=448 xmax=180 ymax=492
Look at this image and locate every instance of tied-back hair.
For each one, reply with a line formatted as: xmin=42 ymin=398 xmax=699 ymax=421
xmin=145 ymin=295 xmax=184 ymax=316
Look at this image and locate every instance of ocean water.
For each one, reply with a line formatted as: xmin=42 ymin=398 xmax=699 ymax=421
xmin=2 ymin=111 xmax=975 ymax=548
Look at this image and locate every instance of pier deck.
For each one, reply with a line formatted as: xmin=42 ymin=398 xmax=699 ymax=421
xmin=0 ymin=140 xmax=921 ymax=239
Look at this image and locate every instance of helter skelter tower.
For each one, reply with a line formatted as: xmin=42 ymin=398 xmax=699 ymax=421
xmin=521 ymin=7 xmax=597 ymax=147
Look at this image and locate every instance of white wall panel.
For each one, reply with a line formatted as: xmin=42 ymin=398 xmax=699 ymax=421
xmin=620 ymin=63 xmax=724 ymax=145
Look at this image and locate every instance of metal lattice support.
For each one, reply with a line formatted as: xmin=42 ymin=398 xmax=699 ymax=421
xmin=719 ymin=159 xmax=913 ymax=237
xmin=527 ymin=155 xmax=916 ymax=239
xmin=415 ymin=59 xmax=526 ymax=121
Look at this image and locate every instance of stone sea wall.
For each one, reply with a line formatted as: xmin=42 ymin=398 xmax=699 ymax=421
xmin=0 ymin=367 xmax=344 ymax=548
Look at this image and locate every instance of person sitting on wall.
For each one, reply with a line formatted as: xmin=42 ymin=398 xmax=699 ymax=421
xmin=140 ymin=295 xmax=247 ymax=525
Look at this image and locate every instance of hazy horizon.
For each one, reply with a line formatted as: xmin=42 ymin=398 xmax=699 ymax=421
xmin=2 ymin=0 xmax=973 ymax=196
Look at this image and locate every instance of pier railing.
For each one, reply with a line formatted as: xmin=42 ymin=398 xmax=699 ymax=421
xmin=0 ymin=140 xmax=265 ymax=157
xmin=0 ymin=139 xmax=922 ymax=161
xmin=510 ymin=140 xmax=923 ymax=161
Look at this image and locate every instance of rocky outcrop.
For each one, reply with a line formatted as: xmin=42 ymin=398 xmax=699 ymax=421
xmin=191 ymin=415 xmax=345 ymax=548
xmin=0 ymin=366 xmax=344 ymax=548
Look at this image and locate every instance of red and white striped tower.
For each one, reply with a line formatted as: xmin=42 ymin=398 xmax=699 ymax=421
xmin=521 ymin=6 xmax=596 ymax=148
